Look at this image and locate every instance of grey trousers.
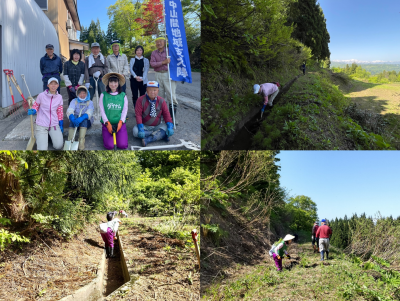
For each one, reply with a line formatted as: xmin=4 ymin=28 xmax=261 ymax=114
xmin=132 ymin=123 xmax=168 ymax=138
xmin=319 ymin=238 xmax=330 ymax=252
xmin=268 ymin=88 xmax=279 ymax=106
xmin=155 ymin=72 xmax=178 ymax=105
xmin=36 ymin=124 xmax=64 ymax=150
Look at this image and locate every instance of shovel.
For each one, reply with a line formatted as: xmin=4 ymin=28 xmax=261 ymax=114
xmin=112 ymin=124 xmax=118 ymax=151
xmin=63 ymin=107 xmax=85 ymax=150
xmin=21 ymin=75 xmax=36 ymax=150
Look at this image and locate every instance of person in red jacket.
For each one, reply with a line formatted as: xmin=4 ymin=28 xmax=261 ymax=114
xmin=316 ymin=219 xmax=332 ymax=261
xmin=312 ymin=221 xmax=319 ymax=253
xmin=133 ymin=81 xmax=174 ymax=146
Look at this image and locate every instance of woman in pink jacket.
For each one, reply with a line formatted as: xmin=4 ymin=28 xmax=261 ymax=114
xmin=253 ymin=82 xmax=281 ymax=113
xmin=27 ymin=77 xmax=64 ymax=150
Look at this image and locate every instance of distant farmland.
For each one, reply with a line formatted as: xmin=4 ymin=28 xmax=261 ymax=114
xmin=330 ymin=63 xmax=400 ymax=75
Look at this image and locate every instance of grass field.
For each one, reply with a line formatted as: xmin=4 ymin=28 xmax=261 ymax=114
xmin=201 ymin=242 xmax=400 ymax=300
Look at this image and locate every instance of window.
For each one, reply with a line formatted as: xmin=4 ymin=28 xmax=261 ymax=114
xmin=34 ymin=0 xmax=48 ymax=11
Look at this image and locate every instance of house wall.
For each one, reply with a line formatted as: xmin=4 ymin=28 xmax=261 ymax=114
xmin=0 ymin=0 xmax=59 ymax=110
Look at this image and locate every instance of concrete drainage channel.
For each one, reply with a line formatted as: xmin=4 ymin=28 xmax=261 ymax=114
xmin=220 ymin=74 xmax=301 ymax=150
xmin=58 ymin=232 xmax=133 ymax=301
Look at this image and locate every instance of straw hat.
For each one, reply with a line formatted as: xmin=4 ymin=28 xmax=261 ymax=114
xmin=102 ymin=72 xmax=125 ymax=87
xmin=283 ymin=234 xmax=295 ymax=242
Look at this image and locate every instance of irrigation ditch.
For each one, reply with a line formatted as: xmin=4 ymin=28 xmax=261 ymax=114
xmin=223 ymin=74 xmax=302 ymax=150
xmin=58 ymin=232 xmax=133 ymax=301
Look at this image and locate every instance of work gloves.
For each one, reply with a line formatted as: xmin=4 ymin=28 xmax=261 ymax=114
xmin=105 ymin=121 xmax=113 ymax=134
xmin=69 ymin=114 xmax=76 ymax=127
xmin=261 ymin=104 xmax=266 ymax=112
xmin=93 ymin=71 xmax=101 ymax=78
xmin=312 ymin=235 xmax=314 ymax=240
xmin=277 ymin=255 xmax=281 ymax=260
xmin=166 ymin=122 xmax=174 ymax=136
xmin=286 ymin=254 xmax=291 ymax=259
xmin=68 ymin=86 xmax=76 ymax=93
xmin=85 ymin=83 xmax=90 ymax=89
xmin=27 ymin=109 xmax=37 ymax=115
xmin=74 ymin=114 xmax=88 ymax=127
xmin=137 ymin=123 xmax=145 ymax=138
xmin=59 ymin=120 xmax=64 ymax=133
xmin=117 ymin=120 xmax=123 ymax=133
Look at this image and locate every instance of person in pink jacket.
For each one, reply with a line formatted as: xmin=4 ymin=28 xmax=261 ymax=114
xmin=27 ymin=77 xmax=64 ymax=150
xmin=253 ymin=82 xmax=281 ymax=113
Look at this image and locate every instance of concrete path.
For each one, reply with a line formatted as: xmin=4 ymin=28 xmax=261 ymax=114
xmin=0 ymin=70 xmax=200 ymax=150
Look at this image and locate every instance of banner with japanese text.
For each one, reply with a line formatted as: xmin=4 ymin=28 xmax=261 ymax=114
xmin=165 ymin=0 xmax=192 ymax=83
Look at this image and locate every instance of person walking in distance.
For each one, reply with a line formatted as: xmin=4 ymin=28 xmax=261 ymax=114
xmin=316 ymin=219 xmax=332 ymax=261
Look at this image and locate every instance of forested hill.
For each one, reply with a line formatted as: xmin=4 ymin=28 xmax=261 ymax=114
xmin=331 ymin=62 xmax=400 ymax=75
xmin=202 ymin=0 xmax=331 ymax=149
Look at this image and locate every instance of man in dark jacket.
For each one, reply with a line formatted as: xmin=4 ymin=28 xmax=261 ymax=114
xmin=40 ymin=44 xmax=63 ymax=93
xmin=312 ymin=221 xmax=319 ymax=253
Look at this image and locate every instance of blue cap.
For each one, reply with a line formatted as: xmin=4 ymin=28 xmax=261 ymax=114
xmin=321 ymin=219 xmax=326 ymax=223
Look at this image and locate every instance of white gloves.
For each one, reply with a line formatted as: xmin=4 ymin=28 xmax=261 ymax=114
xmin=312 ymin=235 xmax=314 ymax=240
xmin=85 ymin=83 xmax=90 ymax=89
xmin=93 ymin=71 xmax=101 ymax=78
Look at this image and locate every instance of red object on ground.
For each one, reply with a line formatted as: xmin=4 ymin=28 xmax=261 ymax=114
xmin=191 ymin=229 xmax=198 ymax=243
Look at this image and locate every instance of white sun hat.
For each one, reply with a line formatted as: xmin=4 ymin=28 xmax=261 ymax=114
xmin=283 ymin=234 xmax=296 ymax=241
xmin=253 ymin=84 xmax=260 ymax=94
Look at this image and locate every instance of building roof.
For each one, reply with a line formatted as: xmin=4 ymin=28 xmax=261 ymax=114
xmin=65 ymin=0 xmax=81 ymax=31
xmin=69 ymin=39 xmax=89 ymax=50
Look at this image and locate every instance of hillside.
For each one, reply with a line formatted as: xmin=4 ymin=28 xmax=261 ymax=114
xmin=226 ymin=66 xmax=398 ymax=150
xmin=202 ymin=239 xmax=400 ymax=300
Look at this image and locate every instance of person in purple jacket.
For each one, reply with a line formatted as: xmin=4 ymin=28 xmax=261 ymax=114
xmin=27 ymin=77 xmax=64 ymax=150
xmin=253 ymin=82 xmax=281 ymax=113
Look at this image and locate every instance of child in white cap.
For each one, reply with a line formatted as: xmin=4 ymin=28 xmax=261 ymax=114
xmin=269 ymin=234 xmax=294 ymax=272
xmin=28 ymin=77 xmax=64 ymax=150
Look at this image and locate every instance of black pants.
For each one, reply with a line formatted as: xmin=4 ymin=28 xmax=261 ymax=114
xmin=130 ymin=76 xmax=147 ymax=108
xmin=66 ymin=87 xmax=77 ymax=105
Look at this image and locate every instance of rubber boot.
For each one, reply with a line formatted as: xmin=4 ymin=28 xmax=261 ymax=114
xmin=142 ymin=129 xmax=167 ymax=147
xmin=105 ymin=246 xmax=109 ymax=258
xmin=78 ymin=127 xmax=87 ymax=150
xmin=110 ymin=247 xmax=115 ymax=258
xmin=169 ymin=104 xmax=178 ymax=126
xmin=313 ymin=245 xmax=316 ymax=253
xmin=326 ymin=251 xmax=329 ymax=260
xmin=320 ymin=250 xmax=325 ymax=261
xmin=68 ymin=128 xmax=75 ymax=141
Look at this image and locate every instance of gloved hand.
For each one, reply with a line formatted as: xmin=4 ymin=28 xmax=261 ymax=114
xmin=68 ymin=86 xmax=76 ymax=93
xmin=137 ymin=123 xmax=145 ymax=138
xmin=69 ymin=114 xmax=77 ymax=127
xmin=277 ymin=255 xmax=281 ymax=260
xmin=117 ymin=120 xmax=123 ymax=133
xmin=59 ymin=120 xmax=64 ymax=133
xmin=166 ymin=122 xmax=174 ymax=136
xmin=312 ymin=235 xmax=314 ymax=240
xmin=93 ymin=71 xmax=101 ymax=78
xmin=85 ymin=83 xmax=90 ymax=89
xmin=74 ymin=114 xmax=88 ymax=127
xmin=27 ymin=109 xmax=37 ymax=115
xmin=286 ymin=254 xmax=291 ymax=259
xmin=105 ymin=121 xmax=113 ymax=134
xmin=261 ymin=104 xmax=266 ymax=112
xmin=75 ymin=85 xmax=80 ymax=90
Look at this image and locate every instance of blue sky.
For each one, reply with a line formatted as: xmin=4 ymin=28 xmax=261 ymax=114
xmin=276 ymin=151 xmax=400 ymax=221
xmin=77 ymin=0 xmax=115 ymax=38
xmin=319 ymin=0 xmax=400 ymax=61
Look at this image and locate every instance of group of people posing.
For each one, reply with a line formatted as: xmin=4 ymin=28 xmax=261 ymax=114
xmin=32 ymin=38 xmax=177 ymax=150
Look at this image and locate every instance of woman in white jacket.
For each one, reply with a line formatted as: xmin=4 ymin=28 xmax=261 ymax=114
xmin=129 ymin=45 xmax=149 ymax=108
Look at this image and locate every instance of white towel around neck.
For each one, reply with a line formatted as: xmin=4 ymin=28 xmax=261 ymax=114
xmin=88 ymin=53 xmax=105 ymax=69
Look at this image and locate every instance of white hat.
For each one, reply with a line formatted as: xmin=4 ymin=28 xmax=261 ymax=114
xmin=283 ymin=234 xmax=295 ymax=242
xmin=147 ymin=81 xmax=159 ymax=88
xmin=253 ymin=84 xmax=260 ymax=94
xmin=47 ymin=77 xmax=59 ymax=84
